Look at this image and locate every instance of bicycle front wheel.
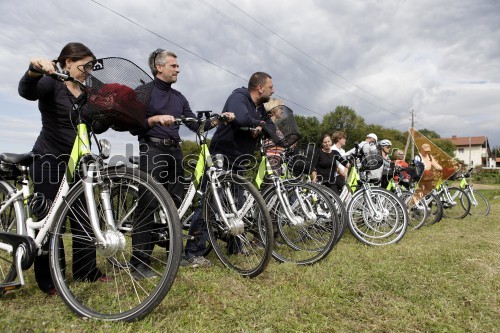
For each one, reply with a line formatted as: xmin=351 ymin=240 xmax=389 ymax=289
xmin=263 ymin=181 xmax=339 ymax=265
xmin=465 ymin=189 xmax=490 ymax=216
xmin=347 ymin=187 xmax=408 ymax=246
xmin=49 ymin=166 xmax=182 ymax=321
xmin=205 ymin=172 xmax=273 ymax=278
xmin=442 ymin=187 xmax=471 ymax=219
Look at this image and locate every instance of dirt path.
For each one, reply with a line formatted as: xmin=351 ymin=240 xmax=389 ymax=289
xmin=469 ymin=183 xmax=500 ymax=190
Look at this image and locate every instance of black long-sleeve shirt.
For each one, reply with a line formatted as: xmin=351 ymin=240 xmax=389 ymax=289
xmin=18 ymin=71 xmax=107 ymax=157
xmin=137 ymin=78 xmax=199 ymax=141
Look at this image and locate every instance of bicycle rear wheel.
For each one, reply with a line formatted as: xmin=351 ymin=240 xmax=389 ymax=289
xmin=466 ymin=189 xmax=490 ymax=216
xmin=308 ymin=183 xmax=347 ymax=245
xmin=263 ymin=181 xmax=339 ymax=265
xmin=49 ymin=166 xmax=182 ymax=321
xmin=442 ymin=187 xmax=471 ymax=219
xmin=0 ymin=181 xmax=24 ymax=291
xmin=400 ymin=191 xmax=429 ymax=230
xmin=424 ymin=192 xmax=443 ymax=225
xmin=205 ymin=172 xmax=273 ymax=278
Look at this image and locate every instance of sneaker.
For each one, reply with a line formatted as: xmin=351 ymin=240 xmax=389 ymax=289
xmin=47 ymin=287 xmax=57 ymax=296
xmin=180 ymin=258 xmax=190 ymax=267
xmin=186 ymin=256 xmax=212 ymax=268
xmin=131 ymin=263 xmax=158 ymax=280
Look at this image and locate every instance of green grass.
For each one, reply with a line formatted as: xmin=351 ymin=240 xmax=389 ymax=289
xmin=1 ymin=191 xmax=499 ymax=333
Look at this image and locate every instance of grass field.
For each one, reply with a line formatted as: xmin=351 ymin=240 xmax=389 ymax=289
xmin=1 ymin=190 xmax=499 ymax=333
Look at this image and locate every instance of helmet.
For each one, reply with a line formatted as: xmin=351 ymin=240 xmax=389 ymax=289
xmin=366 ymin=133 xmax=378 ymax=142
xmin=379 ymin=139 xmax=392 ymax=147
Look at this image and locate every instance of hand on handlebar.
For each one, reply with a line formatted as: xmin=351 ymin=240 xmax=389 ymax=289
xmin=29 ymin=58 xmax=56 ymax=76
xmin=149 ymin=115 xmax=175 ymax=127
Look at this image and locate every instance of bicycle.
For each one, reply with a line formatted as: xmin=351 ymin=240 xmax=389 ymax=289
xmin=126 ymin=112 xmax=274 ymax=277
xmin=0 ymin=58 xmax=182 ymax=321
xmin=340 ymin=147 xmax=409 ymax=245
xmin=385 ymin=166 xmax=429 ymax=230
xmin=253 ymin=119 xmax=341 ymax=265
xmin=456 ymin=168 xmax=490 ymax=216
xmin=434 ymin=178 xmax=471 ymax=219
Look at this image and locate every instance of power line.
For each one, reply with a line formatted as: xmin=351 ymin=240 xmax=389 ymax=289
xmin=222 ymin=0 xmax=409 ymax=114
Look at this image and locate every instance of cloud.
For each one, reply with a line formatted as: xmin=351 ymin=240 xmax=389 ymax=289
xmin=1 ymin=0 xmax=499 ymax=159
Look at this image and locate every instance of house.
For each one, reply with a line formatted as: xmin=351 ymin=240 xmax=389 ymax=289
xmin=443 ymin=135 xmax=493 ymax=167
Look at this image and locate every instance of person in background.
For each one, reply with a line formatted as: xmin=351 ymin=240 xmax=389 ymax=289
xmin=378 ymin=139 xmax=393 ymax=188
xmin=311 ymin=134 xmax=337 ymax=191
xmin=344 ymin=132 xmax=379 ymax=181
xmin=18 ymin=42 xmax=110 ymax=295
xmin=262 ymin=98 xmax=285 ymax=176
xmin=330 ymin=131 xmax=349 ymax=195
xmin=393 ymin=149 xmax=411 ymax=188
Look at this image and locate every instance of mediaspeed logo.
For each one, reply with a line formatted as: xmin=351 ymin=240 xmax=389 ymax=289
xmin=93 ymin=59 xmax=104 ymax=71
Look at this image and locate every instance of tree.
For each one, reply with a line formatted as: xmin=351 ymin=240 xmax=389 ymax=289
xmin=417 ymin=128 xmax=441 ymax=139
xmin=320 ymin=106 xmax=366 ymax=149
xmin=295 ymin=115 xmax=321 ymax=145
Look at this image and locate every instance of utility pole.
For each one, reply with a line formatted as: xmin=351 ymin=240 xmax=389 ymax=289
xmin=410 ymin=110 xmax=415 ymax=159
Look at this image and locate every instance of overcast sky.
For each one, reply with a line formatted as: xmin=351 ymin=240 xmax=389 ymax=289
xmin=1 ymin=0 xmax=499 ymax=159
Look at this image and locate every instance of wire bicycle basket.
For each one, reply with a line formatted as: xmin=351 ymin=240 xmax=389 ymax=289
xmin=85 ymin=57 xmax=153 ymax=131
xmin=263 ymin=105 xmax=301 ymax=148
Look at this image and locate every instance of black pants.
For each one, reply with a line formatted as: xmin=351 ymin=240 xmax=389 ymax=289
xmin=131 ymin=141 xmax=184 ymax=266
xmin=334 ymin=175 xmax=346 ymax=195
xmin=30 ymin=155 xmax=102 ymax=292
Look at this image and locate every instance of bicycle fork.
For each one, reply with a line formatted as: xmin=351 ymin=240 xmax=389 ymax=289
xmin=81 ymin=162 xmax=126 ymax=258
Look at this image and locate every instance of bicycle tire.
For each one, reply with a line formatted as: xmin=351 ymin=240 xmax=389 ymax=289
xmin=204 ymin=172 xmax=273 ymax=278
xmin=308 ymin=183 xmax=347 ymax=245
xmin=400 ymin=191 xmax=429 ymax=230
xmin=49 ymin=166 xmax=182 ymax=321
xmin=465 ymin=189 xmax=490 ymax=216
xmin=424 ymin=192 xmax=443 ymax=225
xmin=442 ymin=187 xmax=471 ymax=219
xmin=0 ymin=181 xmax=24 ymax=291
xmin=262 ymin=180 xmax=339 ymax=265
xmin=347 ymin=187 xmax=408 ymax=246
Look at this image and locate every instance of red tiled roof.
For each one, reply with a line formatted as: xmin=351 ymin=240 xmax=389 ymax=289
xmin=443 ymin=136 xmax=487 ymax=146
xmin=496 ymin=157 xmax=500 ymax=163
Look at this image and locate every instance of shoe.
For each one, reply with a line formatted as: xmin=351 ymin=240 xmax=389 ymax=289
xmin=180 ymin=258 xmax=190 ymax=267
xmin=186 ymin=256 xmax=212 ymax=268
xmin=97 ymin=275 xmax=113 ymax=282
xmin=131 ymin=263 xmax=158 ymax=280
xmin=47 ymin=287 xmax=57 ymax=296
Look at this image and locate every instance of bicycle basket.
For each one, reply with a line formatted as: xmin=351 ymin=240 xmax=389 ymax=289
xmin=266 ymin=106 xmax=301 ymax=148
xmin=85 ymin=57 xmax=153 ymax=132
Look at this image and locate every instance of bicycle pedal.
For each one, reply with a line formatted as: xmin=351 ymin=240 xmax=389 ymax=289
xmin=0 ymin=281 xmax=22 ymax=294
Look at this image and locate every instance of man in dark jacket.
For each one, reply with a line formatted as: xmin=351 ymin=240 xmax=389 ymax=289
xmin=183 ymin=72 xmax=275 ymax=267
xmin=210 ymin=72 xmax=274 ymax=168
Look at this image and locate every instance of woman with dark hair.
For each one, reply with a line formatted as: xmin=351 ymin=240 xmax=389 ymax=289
xmin=18 ymin=42 xmax=110 ymax=295
xmin=311 ymin=133 xmax=337 ymax=191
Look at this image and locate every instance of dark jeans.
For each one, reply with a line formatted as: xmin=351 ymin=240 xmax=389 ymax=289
xmin=184 ymin=161 xmax=246 ymax=259
xmin=131 ymin=142 xmax=184 ymax=266
xmin=30 ymin=155 xmax=102 ymax=292
xmin=334 ymin=175 xmax=346 ymax=195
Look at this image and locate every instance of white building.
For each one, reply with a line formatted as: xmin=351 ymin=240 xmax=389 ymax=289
xmin=443 ymin=136 xmax=493 ymax=167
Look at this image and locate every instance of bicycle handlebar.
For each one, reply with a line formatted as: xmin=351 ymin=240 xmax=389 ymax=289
xmin=173 ymin=113 xmax=228 ymax=125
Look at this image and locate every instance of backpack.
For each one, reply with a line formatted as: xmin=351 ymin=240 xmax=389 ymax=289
xmin=412 ymin=155 xmax=426 ymax=180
